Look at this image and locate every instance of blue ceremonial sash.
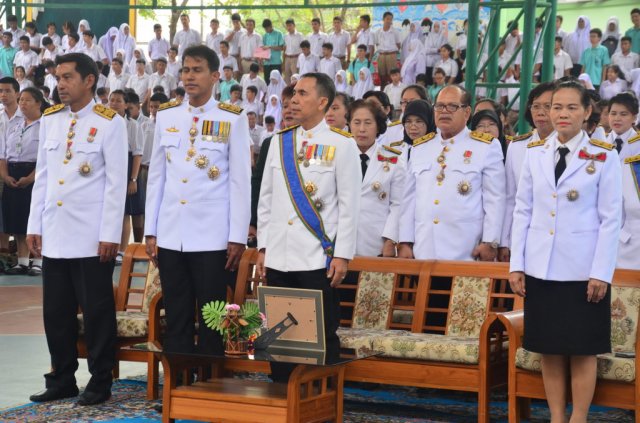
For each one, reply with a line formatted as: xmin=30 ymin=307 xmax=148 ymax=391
xmin=631 ymin=162 xmax=640 ymax=201
xmin=280 ymin=129 xmax=335 ymax=268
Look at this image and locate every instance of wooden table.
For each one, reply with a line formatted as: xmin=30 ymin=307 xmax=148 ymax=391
xmin=159 ymin=349 xmax=349 ymax=423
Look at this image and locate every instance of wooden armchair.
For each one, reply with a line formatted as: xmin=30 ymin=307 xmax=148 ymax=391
xmin=498 ymin=268 xmax=640 ymax=422
xmin=76 ymin=243 xmax=163 ymax=399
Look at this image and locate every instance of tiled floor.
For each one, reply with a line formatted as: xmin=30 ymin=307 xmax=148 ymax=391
xmin=0 ymin=269 xmax=146 ymax=409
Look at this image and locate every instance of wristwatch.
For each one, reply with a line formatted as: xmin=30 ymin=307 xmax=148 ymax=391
xmin=483 ymin=241 xmax=499 ymax=249
xmin=130 ymin=178 xmax=137 ymax=182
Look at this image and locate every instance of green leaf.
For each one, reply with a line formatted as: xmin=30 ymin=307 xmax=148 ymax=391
xmin=201 ymin=300 xmax=227 ymax=335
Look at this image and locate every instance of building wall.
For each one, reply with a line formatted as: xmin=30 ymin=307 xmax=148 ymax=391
xmin=34 ymin=0 xmax=129 ymax=39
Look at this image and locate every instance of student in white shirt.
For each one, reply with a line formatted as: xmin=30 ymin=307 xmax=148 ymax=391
xmin=148 ymin=57 xmax=177 ymax=99
xmin=13 ymin=36 xmax=39 ymax=79
xmin=297 ymin=40 xmax=319 ymax=75
xmin=40 ymin=36 xmax=61 ymax=63
xmin=42 ymin=61 xmax=58 ymax=99
xmin=243 ymin=86 xmax=265 ymax=123
xmin=40 ymin=22 xmax=61 ymax=48
xmin=65 ymin=32 xmax=81 ymax=54
xmin=6 ymin=15 xmax=25 ymax=49
xmin=206 ymin=18 xmax=224 ymax=55
xmin=166 ymin=47 xmax=180 ymax=80
xmin=126 ymin=59 xmax=151 ymax=104
xmin=108 ymin=58 xmax=130 ymax=91
xmin=433 ymin=44 xmax=458 ymax=83
xmin=351 ymin=14 xmax=376 ymax=56
xmin=376 ymin=11 xmax=402 ymax=88
xmin=383 ymin=69 xmax=406 ymax=114
xmin=283 ymin=19 xmax=304 ymax=84
xmin=599 ymin=65 xmax=628 ymax=101
xmin=148 ymin=24 xmax=170 ymax=65
xmin=553 ymin=36 xmax=573 ymax=79
xmin=14 ymin=66 xmax=34 ymax=91
xmin=611 ymin=36 xmax=640 ymax=83
xmin=218 ymin=40 xmax=239 ymax=74
xmin=247 ymin=110 xmax=265 ymax=157
xmin=239 ymin=62 xmax=267 ymax=101
xmin=112 ymin=23 xmax=135 ymax=63
xmin=328 ymin=16 xmax=351 ymax=69
xmin=319 ymin=43 xmax=342 ymax=79
xmin=128 ymin=47 xmax=151 ymax=76
xmin=174 ymin=14 xmax=201 ymax=56
xmin=307 ymin=17 xmax=328 ymax=58
xmin=224 ymin=13 xmax=246 ymax=77
xmin=238 ymin=19 xmax=262 ymax=75
xmin=24 ymin=22 xmax=42 ymax=54
xmin=82 ymin=31 xmax=108 ymax=64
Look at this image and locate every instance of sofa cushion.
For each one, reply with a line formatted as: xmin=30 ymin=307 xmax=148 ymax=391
xmin=446 ymin=276 xmax=491 ymax=337
xmin=515 ymin=347 xmax=635 ymax=383
xmin=370 ymin=332 xmax=487 ymax=364
xmin=351 ymin=271 xmax=395 ymax=330
xmin=610 ymin=286 xmax=640 ymax=353
xmin=78 ymin=311 xmax=166 ymax=338
xmin=142 ymin=262 xmax=162 ymax=314
xmin=337 ymin=327 xmax=407 ymax=354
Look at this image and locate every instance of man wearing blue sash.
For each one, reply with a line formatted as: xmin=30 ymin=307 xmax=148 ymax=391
xmin=256 ymin=73 xmax=360 ymax=371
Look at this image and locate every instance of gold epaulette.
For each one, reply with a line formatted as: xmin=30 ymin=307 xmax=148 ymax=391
xmin=506 ymin=135 xmax=514 ymax=142
xmin=93 ymin=104 xmax=116 ymax=120
xmin=382 ymin=144 xmax=401 ymax=155
xmin=470 ymin=131 xmax=493 ymax=144
xmin=628 ymin=133 xmax=640 ymax=144
xmin=412 ymin=132 xmax=436 ymax=148
xmin=218 ymin=102 xmax=243 ymax=114
xmin=511 ymin=131 xmax=534 ymax=142
xmin=589 ymin=139 xmax=614 ymax=151
xmin=43 ymin=103 xmax=65 ymax=116
xmin=158 ymin=100 xmax=181 ymax=111
xmin=390 ymin=140 xmax=404 ymax=147
xmin=624 ymin=154 xmax=640 ymax=164
xmin=527 ymin=139 xmax=546 ymax=148
xmin=387 ymin=120 xmax=401 ymax=127
xmin=276 ymin=124 xmax=300 ymax=134
xmin=330 ymin=126 xmax=353 ymax=138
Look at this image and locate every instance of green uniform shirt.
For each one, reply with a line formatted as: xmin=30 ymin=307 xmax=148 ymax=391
xmin=219 ymin=78 xmax=239 ymax=102
xmin=263 ymin=30 xmax=284 ymax=66
xmin=579 ymin=45 xmax=610 ymax=85
xmin=0 ymin=47 xmax=17 ymax=78
xmin=625 ymin=27 xmax=640 ymax=54
xmin=348 ymin=58 xmax=374 ymax=82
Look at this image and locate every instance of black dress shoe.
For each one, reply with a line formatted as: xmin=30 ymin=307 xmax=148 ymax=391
xmin=77 ymin=390 xmax=111 ymax=406
xmin=30 ymin=386 xmax=79 ymax=402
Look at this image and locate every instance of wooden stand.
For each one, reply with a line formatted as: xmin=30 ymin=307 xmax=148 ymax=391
xmin=160 ymin=353 xmax=345 ymax=423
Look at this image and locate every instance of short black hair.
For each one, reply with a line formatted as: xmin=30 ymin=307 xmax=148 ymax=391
xmin=25 ymin=21 xmax=36 ymax=30
xmin=96 ymin=87 xmax=107 ymax=96
xmin=349 ymin=99 xmax=388 ymax=137
xmin=3 ymin=32 xmax=12 ymax=40
xmin=42 ymin=36 xmax=53 ymax=46
xmin=553 ymin=79 xmax=591 ymax=109
xmin=590 ymin=28 xmax=602 ymax=38
xmin=210 ymin=18 xmax=219 ymax=24
xmin=154 ymin=23 xmax=162 ymax=30
xmin=609 ymin=92 xmax=639 ymax=115
xmin=262 ymin=19 xmax=273 ymax=29
xmin=68 ymin=32 xmax=80 ymax=42
xmin=285 ymin=19 xmax=295 ymax=25
xmin=631 ymin=8 xmax=640 ymax=15
xmin=507 ymin=20 xmax=519 ymax=30
xmin=0 ymin=77 xmax=20 ymax=93
xmin=525 ymin=81 xmax=555 ymax=127
xmin=231 ymin=13 xmax=241 ymax=21
xmin=223 ymin=65 xmax=233 ymax=71
xmin=555 ymin=36 xmax=563 ymax=44
xmin=112 ymin=58 xmax=123 ymax=65
xmin=182 ymin=45 xmax=220 ymax=72
xmin=433 ymin=68 xmax=446 ymax=77
xmin=43 ymin=59 xmax=55 ymax=68
xmin=383 ymin=12 xmax=393 ymax=19
xmin=401 ymin=84 xmax=428 ymax=101
xmin=360 ymin=15 xmax=371 ymax=24
xmin=333 ymin=92 xmax=353 ymax=118
xmin=56 ymin=53 xmax=99 ymax=93
xmin=333 ymin=16 xmax=342 ymax=22
xmin=249 ymin=63 xmax=259 ymax=73
xmin=175 ymin=87 xmax=186 ymax=97
xmin=7 ymin=15 xmax=17 ymax=23
xmin=312 ymin=18 xmax=320 ymax=24
xmin=440 ymin=44 xmax=454 ymax=56
xmin=281 ymin=84 xmax=295 ymax=101
xmin=247 ymin=85 xmax=258 ymax=95
xmin=152 ymin=85 xmax=165 ymax=93
xmin=357 ymin=44 xmax=367 ymax=51
xmin=220 ymin=40 xmax=229 ymax=48
xmin=556 ymin=15 xmax=563 ymax=23
xmin=322 ymin=42 xmax=333 ymax=51
xmin=150 ymin=92 xmax=169 ymax=103
xmin=169 ymin=46 xmax=178 ymax=53
xmin=390 ymin=68 xmax=400 ymax=75
xmin=264 ymin=115 xmax=276 ymax=124
xmin=300 ymin=72 xmax=336 ymax=113
xmin=19 ymin=35 xmax=30 ymax=43
xmin=363 ymin=90 xmax=393 ymax=119
xmin=109 ymin=89 xmax=128 ymax=103
xmin=300 ymin=40 xmax=310 ymax=49
xmin=136 ymin=58 xmax=146 ymax=65
xmin=230 ymin=84 xmax=242 ymax=93
xmin=127 ymin=91 xmax=141 ymax=104
xmin=415 ymin=73 xmax=429 ymax=85
xmin=621 ymin=36 xmax=632 ymax=44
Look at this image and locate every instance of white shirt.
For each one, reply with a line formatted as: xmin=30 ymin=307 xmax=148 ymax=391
xmin=607 ymin=127 xmax=640 ymax=160
xmin=219 ymin=53 xmax=238 ymax=72
xmin=13 ymin=49 xmax=40 ymax=71
xmin=553 ymin=49 xmax=573 ymax=79
xmin=618 ymin=155 xmax=640 ymax=269
xmin=239 ymin=32 xmax=262 ymax=60
xmin=239 ymin=74 xmax=267 ymax=100
xmin=206 ymin=32 xmax=224 ymax=55
xmin=108 ymin=72 xmax=130 ymax=91
xmin=307 ymin=31 xmax=328 ymax=57
xmin=599 ymin=79 xmax=628 ymax=101
xmin=248 ymin=124 xmax=265 ymax=154
xmin=28 ymin=33 xmax=42 ymax=49
xmin=504 ymin=32 xmax=521 ymax=58
xmin=42 ymin=46 xmax=61 ymax=62
xmin=149 ymin=72 xmax=177 ymax=95
xmin=297 ymin=53 xmax=319 ymax=74
xmin=319 ymin=56 xmax=342 ymax=79
xmin=284 ymin=31 xmax=304 ymax=56
xmin=423 ymin=32 xmax=446 ymax=67
xmin=376 ymin=27 xmax=401 ymax=53
xmin=355 ymin=28 xmax=375 ymax=52
xmin=433 ymin=58 xmax=458 ymax=78
xmin=9 ymin=28 xmax=26 ymax=48
xmin=148 ymin=37 xmax=170 ymax=60
xmin=328 ymin=31 xmax=350 ymax=58
xmin=243 ymin=100 xmax=264 ymax=119
xmin=137 ymin=114 xmax=155 ymax=166
xmin=126 ymin=73 xmax=151 ymax=100
xmin=0 ymin=114 xmax=39 ymax=162
xmin=82 ymin=44 xmax=107 ymax=62
xmin=611 ymin=51 xmax=640 ymax=82
xmin=166 ymin=59 xmax=181 ymax=80
xmin=554 ymin=131 xmax=583 ymax=166
xmin=225 ymin=28 xmax=246 ymax=56
xmin=97 ymin=74 xmax=108 ymax=90
xmin=383 ymin=82 xmax=406 ymax=109
xmin=41 ymin=33 xmax=61 ymax=47
xmin=174 ymin=28 xmax=201 ymax=56
xmin=44 ymin=74 xmax=57 ymax=98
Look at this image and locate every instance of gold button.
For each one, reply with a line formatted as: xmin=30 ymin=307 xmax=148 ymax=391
xmin=182 ymin=178 xmax=188 ymax=183
xmin=433 ymin=218 xmax=440 ymax=224
xmin=437 ymin=181 xmax=443 ymax=186
xmin=57 ymin=201 xmax=63 ymax=206
xmin=63 ymin=159 xmax=69 ymax=164
xmin=288 ymin=219 xmax=293 ymax=225
xmin=434 ymin=200 xmax=439 ymax=205
xmin=549 ymin=230 xmax=554 ymax=235
xmin=552 ymin=192 xmax=557 ymax=198
xmin=58 ymin=179 xmax=64 ymax=185
xmin=180 ymin=200 xmax=186 ymax=204
xmin=550 ymin=211 xmax=556 ymax=217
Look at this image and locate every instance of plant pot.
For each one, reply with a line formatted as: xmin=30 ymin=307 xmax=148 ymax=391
xmin=225 ymin=338 xmax=248 ymax=355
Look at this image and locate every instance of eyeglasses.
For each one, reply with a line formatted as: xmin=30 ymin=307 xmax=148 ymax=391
xmin=474 ymin=122 xmax=498 ymax=130
xmin=404 ymin=119 xmax=426 ymax=128
xmin=530 ymin=103 xmax=551 ymax=112
xmin=434 ymin=103 xmax=467 ymax=112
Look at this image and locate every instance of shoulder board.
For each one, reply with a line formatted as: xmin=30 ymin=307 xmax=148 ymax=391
xmin=624 ymin=154 xmax=640 ymax=164
xmin=511 ymin=131 xmax=534 ymax=142
xmin=589 ymin=139 xmax=614 ymax=151
xmin=93 ymin=104 xmax=116 ymax=120
xmin=412 ymin=131 xmax=436 ymax=148
xmin=158 ymin=100 xmax=181 ymax=111
xmin=505 ymin=135 xmax=514 ymax=142
xmin=527 ymin=139 xmax=546 ymax=148
xmin=43 ymin=103 xmax=65 ymax=116
xmin=330 ymin=126 xmax=353 ymax=138
xmin=390 ymin=140 xmax=404 ymax=147
xmin=470 ymin=131 xmax=493 ymax=144
xmin=218 ymin=102 xmax=243 ymax=114
xmin=382 ymin=144 xmax=402 ymax=155
xmin=628 ymin=133 xmax=640 ymax=144
xmin=276 ymin=124 xmax=300 ymax=134
xmin=387 ymin=120 xmax=401 ymax=127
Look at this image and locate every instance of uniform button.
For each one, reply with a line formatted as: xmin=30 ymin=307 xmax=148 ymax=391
xmin=550 ymin=211 xmax=556 ymax=217
xmin=63 ymin=159 xmax=69 ymax=165
xmin=433 ymin=218 xmax=440 ymax=224
xmin=182 ymin=178 xmax=188 ymax=183
xmin=552 ymin=192 xmax=557 ymax=198
xmin=287 ymin=219 xmax=293 ymax=225
xmin=434 ymin=200 xmax=439 ymax=205
xmin=437 ymin=182 xmax=443 ymax=186
xmin=549 ymin=230 xmax=554 ymax=235
xmin=58 ymin=179 xmax=64 ymax=185
xmin=57 ymin=201 xmax=63 ymax=206
xmin=180 ymin=200 xmax=187 ymax=204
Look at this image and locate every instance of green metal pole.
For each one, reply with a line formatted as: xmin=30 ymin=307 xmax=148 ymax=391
xmin=517 ymin=0 xmax=536 ymax=134
xmin=486 ymin=3 xmax=502 ymax=99
xmin=542 ymin=0 xmax=557 ymax=81
xmin=465 ymin=0 xmax=480 ymax=110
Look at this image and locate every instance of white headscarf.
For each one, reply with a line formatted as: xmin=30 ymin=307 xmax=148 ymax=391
xmin=351 ymin=67 xmax=374 ymax=100
xmin=99 ymin=27 xmax=118 ymax=62
xmin=77 ymin=19 xmax=94 ymax=49
xmin=113 ymin=23 xmax=136 ymax=64
xmin=129 ymin=47 xmax=150 ymax=75
xmin=290 ymin=73 xmax=300 ymax=85
xmin=578 ymin=73 xmax=595 ymax=90
xmin=401 ymin=21 xmax=423 ymax=62
xmin=334 ymin=69 xmax=348 ymax=93
xmin=401 ymin=39 xmax=425 ymax=81
xmin=266 ymin=69 xmax=286 ymax=100
xmin=602 ymin=17 xmax=620 ymax=41
xmin=566 ymin=16 xmax=591 ymax=62
xmin=264 ymin=95 xmax=283 ymax=129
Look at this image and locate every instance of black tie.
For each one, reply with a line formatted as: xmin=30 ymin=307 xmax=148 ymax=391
xmin=360 ymin=154 xmax=369 ymax=180
xmin=555 ymin=147 xmax=570 ymax=185
xmin=615 ymin=138 xmax=623 ymax=154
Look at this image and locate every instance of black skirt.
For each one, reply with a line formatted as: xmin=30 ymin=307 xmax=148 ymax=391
xmin=124 ymin=153 xmax=144 ymax=216
xmin=523 ymin=275 xmax=611 ymax=355
xmin=1 ymin=162 xmax=36 ymax=235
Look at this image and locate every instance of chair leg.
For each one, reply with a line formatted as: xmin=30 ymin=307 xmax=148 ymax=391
xmin=147 ymin=353 xmax=159 ymax=400
xmin=112 ymin=361 xmax=120 ymax=379
xmin=477 ymin=385 xmax=490 ymax=423
xmin=519 ymin=397 xmax=531 ymax=420
xmin=509 ymin=392 xmax=521 ymax=423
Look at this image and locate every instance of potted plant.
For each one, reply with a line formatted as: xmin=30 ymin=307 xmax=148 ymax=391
xmin=202 ymin=301 xmax=265 ymax=355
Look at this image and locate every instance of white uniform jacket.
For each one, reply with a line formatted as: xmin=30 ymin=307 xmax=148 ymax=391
xmin=144 ymin=97 xmax=252 ymax=252
xmin=399 ymin=128 xmax=506 ymax=260
xmin=356 ymin=143 xmax=406 ymax=256
xmin=510 ymin=132 xmax=622 ymax=283
xmin=606 ymin=128 xmax=640 ymax=161
xmin=27 ymin=101 xmax=128 ymax=258
xmin=618 ymin=154 xmax=640 ymax=269
xmin=257 ymin=122 xmax=361 ymax=271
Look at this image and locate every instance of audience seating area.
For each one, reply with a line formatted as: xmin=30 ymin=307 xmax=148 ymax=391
xmin=94 ymin=244 xmax=640 ymax=422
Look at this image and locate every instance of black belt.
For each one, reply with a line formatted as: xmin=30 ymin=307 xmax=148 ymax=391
xmin=8 ymin=162 xmax=36 ymax=169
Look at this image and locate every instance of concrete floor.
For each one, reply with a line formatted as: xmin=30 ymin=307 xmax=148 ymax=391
xmin=0 ymin=268 xmax=147 ymax=410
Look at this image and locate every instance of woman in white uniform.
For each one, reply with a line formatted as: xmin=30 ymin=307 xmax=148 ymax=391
xmin=510 ymin=80 xmax=622 ymax=423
